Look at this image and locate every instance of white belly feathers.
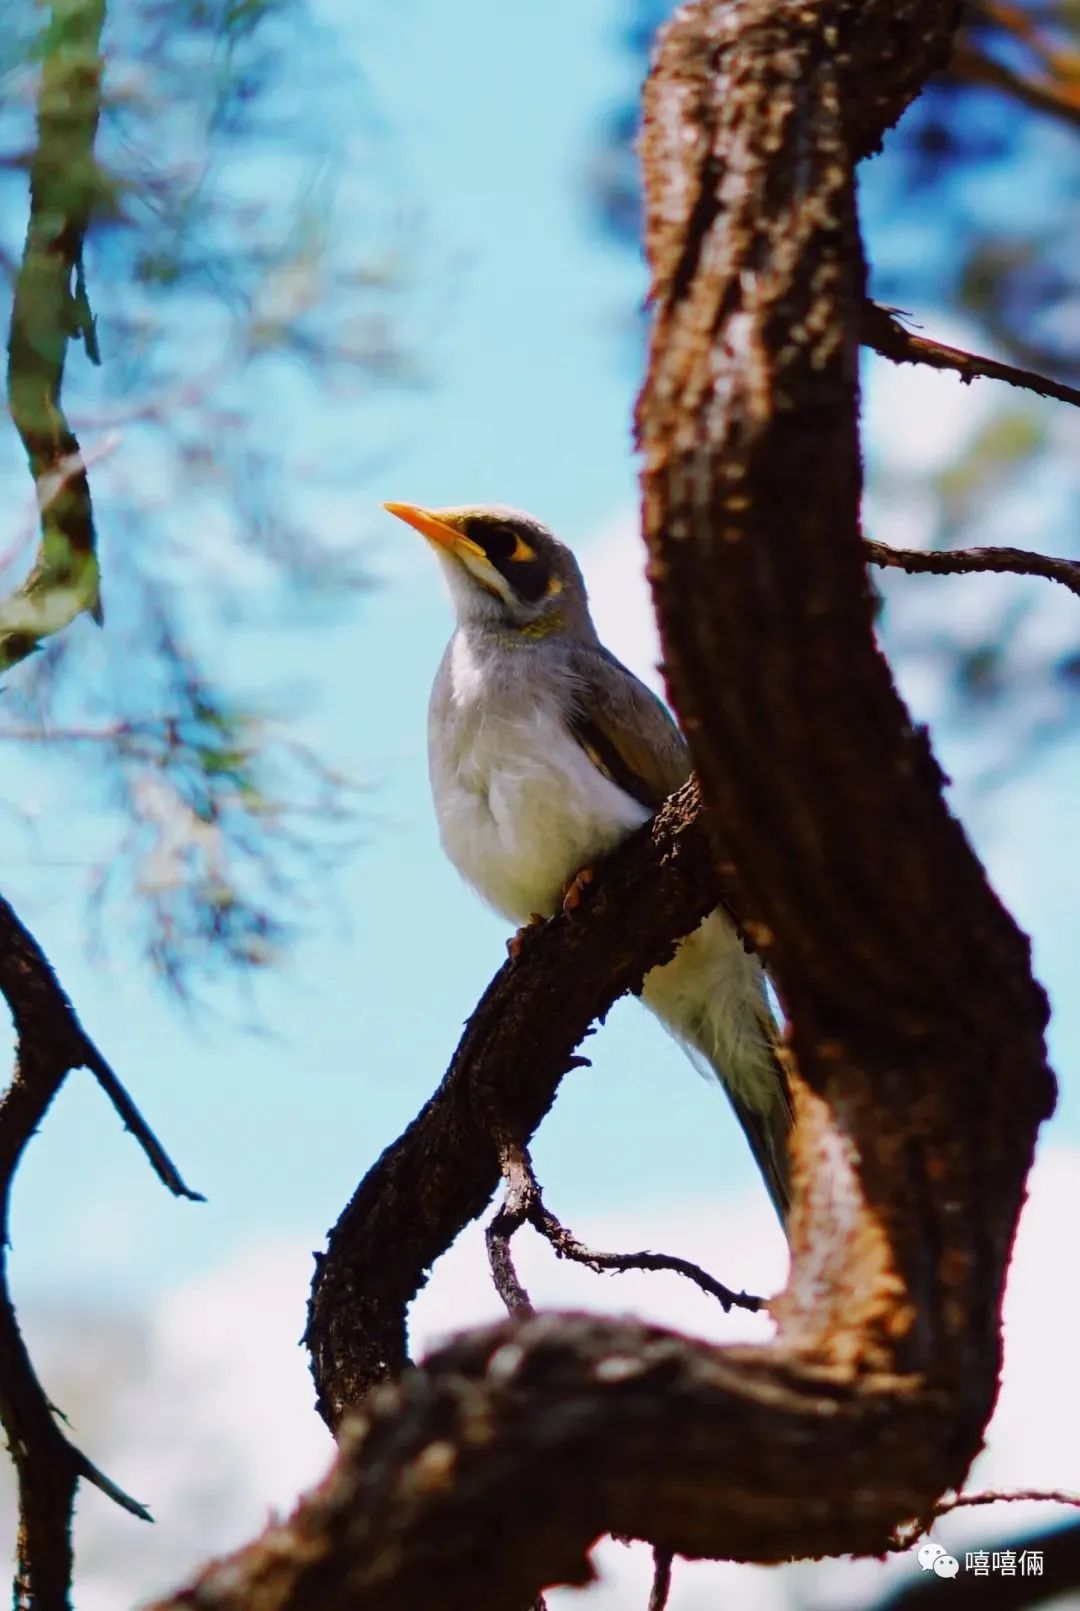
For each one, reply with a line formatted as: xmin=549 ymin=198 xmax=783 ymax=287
xmin=429 ymin=631 xmax=648 ymax=923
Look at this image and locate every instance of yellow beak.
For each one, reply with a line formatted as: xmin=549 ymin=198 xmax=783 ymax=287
xmin=382 ymin=501 xmax=486 ymax=560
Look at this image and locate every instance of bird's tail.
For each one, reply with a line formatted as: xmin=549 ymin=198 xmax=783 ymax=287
xmin=640 ymin=908 xmax=793 ymax=1228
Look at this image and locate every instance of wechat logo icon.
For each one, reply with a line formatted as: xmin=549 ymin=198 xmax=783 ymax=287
xmin=918 ymin=1541 xmax=961 ymax=1580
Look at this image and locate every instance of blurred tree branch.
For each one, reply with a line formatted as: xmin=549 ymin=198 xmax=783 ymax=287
xmin=0 ymin=0 xmax=392 ymax=997
xmin=862 ymin=301 xmax=1080 ymax=409
xmin=2 ymin=0 xmax=109 ymax=672
xmin=950 ymin=39 xmax=1080 ymax=134
xmin=147 ymin=0 xmax=1058 ymax=1605
xmin=0 ymin=891 xmax=199 ymax=1610
xmin=866 ymin=537 xmax=1080 ymax=600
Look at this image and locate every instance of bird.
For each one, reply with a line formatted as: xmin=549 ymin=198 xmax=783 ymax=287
xmin=384 ymin=499 xmax=793 ymax=1225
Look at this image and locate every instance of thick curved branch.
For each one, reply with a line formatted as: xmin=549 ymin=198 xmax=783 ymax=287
xmin=2 ymin=0 xmax=106 ymax=673
xmin=305 ymin=779 xmax=729 ymax=1428
xmin=866 ymin=538 xmax=1080 ymax=601
xmin=636 ymin=0 xmax=1052 ymax=1366
xmin=156 ymin=1312 xmax=963 ymax=1611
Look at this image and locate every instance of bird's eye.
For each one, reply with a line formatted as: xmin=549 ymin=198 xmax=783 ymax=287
xmin=463 ymin=520 xmax=550 ymax=603
xmin=466 ymin=521 xmax=522 ymax=563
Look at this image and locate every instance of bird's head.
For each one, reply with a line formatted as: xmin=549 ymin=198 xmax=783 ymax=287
xmin=383 ymin=501 xmax=594 ymax=642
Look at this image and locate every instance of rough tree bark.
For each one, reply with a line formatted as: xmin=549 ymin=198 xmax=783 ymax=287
xmin=149 ymin=1 xmax=1056 ymax=1607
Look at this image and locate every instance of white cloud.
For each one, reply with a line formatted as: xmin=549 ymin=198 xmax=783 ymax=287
xmin=12 ymin=1148 xmax=1076 ymax=1609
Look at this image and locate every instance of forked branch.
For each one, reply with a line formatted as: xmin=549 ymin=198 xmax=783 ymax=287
xmin=485 ymin=1140 xmax=764 ymax=1320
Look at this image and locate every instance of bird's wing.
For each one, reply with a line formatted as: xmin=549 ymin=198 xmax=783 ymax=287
xmin=567 ymin=645 xmax=691 ymax=813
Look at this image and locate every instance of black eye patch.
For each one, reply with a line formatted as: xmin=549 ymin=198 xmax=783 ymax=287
xmin=465 ymin=520 xmax=518 ymax=562
xmin=505 ymin=557 xmax=550 ymax=603
xmin=464 ymin=521 xmax=551 ymax=603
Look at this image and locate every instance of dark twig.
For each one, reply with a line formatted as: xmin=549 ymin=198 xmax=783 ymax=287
xmin=891 ymin=1488 xmax=1080 ymax=1552
xmin=937 ymin=1488 xmax=1080 ymax=1518
xmin=487 ymin=1139 xmax=764 ymax=1318
xmin=861 ymin=302 xmax=1080 ymax=411
xmin=0 ymin=896 xmax=202 ymax=1204
xmin=79 ymin=1039 xmax=204 ymax=1201
xmin=648 ymin=1549 xmax=674 ymax=1611
xmin=485 ymin=1142 xmax=538 ymax=1319
xmin=530 ymin=1202 xmax=765 ymax=1314
xmin=2 ymin=0 xmax=108 ymax=672
xmin=0 ymin=892 xmax=199 ymax=1607
xmin=865 ymin=539 xmax=1080 ymax=603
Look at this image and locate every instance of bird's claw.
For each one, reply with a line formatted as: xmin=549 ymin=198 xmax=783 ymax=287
xmin=507 ymin=913 xmax=546 ymax=964
xmin=561 ymin=865 xmax=595 ymax=914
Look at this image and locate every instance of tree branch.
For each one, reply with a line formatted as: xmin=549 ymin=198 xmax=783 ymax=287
xmin=949 ymin=40 xmax=1080 ymax=135
xmin=305 ymin=778 xmax=730 ymax=1428
xmin=935 ymin=1489 xmax=1080 ymax=1521
xmin=2 ymin=0 xmax=108 ymax=673
xmin=866 ymin=538 xmax=1080 ymax=601
xmin=153 ymin=0 xmax=1058 ymax=1605
xmin=648 ymin=1549 xmax=674 ymax=1611
xmin=485 ymin=1139 xmax=763 ymax=1319
xmin=0 ymin=893 xmax=200 ymax=1609
xmin=861 ymin=302 xmax=1080 ymax=411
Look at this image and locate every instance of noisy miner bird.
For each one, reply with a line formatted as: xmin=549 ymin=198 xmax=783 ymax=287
xmin=384 ymin=500 xmax=793 ymax=1224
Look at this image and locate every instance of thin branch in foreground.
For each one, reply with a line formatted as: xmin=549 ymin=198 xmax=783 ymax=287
xmin=2 ymin=0 xmax=108 ymax=673
xmin=865 ymin=538 xmax=1080 ymax=603
xmin=0 ymin=893 xmax=199 ymax=1608
xmin=861 ymin=302 xmax=1080 ymax=411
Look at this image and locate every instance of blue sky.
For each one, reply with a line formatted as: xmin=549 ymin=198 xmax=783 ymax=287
xmin=0 ymin=1 xmax=1078 ymax=1601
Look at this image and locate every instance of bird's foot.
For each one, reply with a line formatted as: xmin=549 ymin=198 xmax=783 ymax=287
xmin=561 ymin=865 xmax=595 ymax=914
xmin=507 ymin=913 xmax=547 ymax=964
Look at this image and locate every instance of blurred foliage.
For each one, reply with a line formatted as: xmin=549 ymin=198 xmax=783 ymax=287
xmin=0 ymin=0 xmax=412 ymax=995
xmin=587 ymin=0 xmax=1080 ymax=788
